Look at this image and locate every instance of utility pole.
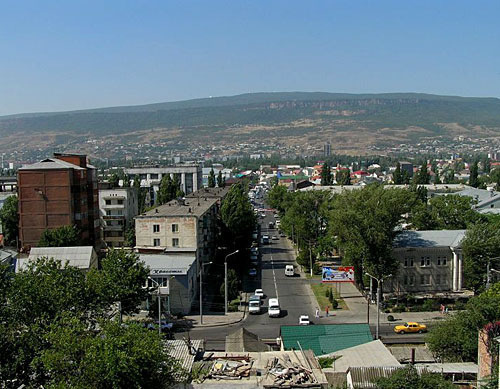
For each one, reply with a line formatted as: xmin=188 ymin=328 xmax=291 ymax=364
xmin=486 ymin=257 xmax=500 ymax=289
xmin=224 ymin=250 xmax=239 ymax=315
xmin=365 ymin=272 xmax=392 ymax=340
xmin=309 ymin=241 xmax=313 ymax=277
xmin=199 ymin=261 xmax=212 ymax=324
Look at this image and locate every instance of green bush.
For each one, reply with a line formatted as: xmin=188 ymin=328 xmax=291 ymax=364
xmin=422 ymin=299 xmax=436 ymax=311
xmin=328 ymin=288 xmax=334 ymax=303
xmin=325 ymin=288 xmax=330 ymax=298
xmin=331 ymin=298 xmax=339 ymax=309
xmin=387 ymin=315 xmax=395 ymax=322
xmin=393 ymin=305 xmax=406 ymax=313
xmin=318 ymin=357 xmax=334 ymax=369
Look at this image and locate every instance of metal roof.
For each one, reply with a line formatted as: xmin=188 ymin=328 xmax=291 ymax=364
xmin=20 ymin=246 xmax=96 ymax=272
xmin=393 ymin=230 xmax=466 ymax=249
xmin=19 ymin=158 xmax=84 ymax=171
xmin=320 ymin=340 xmax=400 ymax=373
xmin=225 ymin=328 xmax=271 ymax=352
xmin=139 ymin=254 xmax=196 ymax=276
xmin=414 ymin=362 xmax=478 ymax=374
xmin=280 ymin=324 xmax=373 ymax=356
xmin=137 ymin=196 xmax=218 ymax=218
xmin=165 ymin=339 xmax=203 ymax=378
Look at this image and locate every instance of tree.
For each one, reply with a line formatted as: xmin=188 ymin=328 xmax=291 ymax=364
xmin=335 ymin=169 xmax=351 ymax=185
xmin=157 ymin=174 xmax=183 ymax=205
xmin=414 ymin=162 xmax=430 ymax=184
xmin=124 ymin=225 xmax=136 ymax=247
xmin=220 ymin=268 xmax=239 ymax=301
xmin=0 ymin=195 xmax=18 ymax=245
xmin=133 ymin=175 xmax=147 ymax=213
xmin=208 ymin=168 xmax=216 ymax=188
xmin=470 ymin=161 xmax=479 ymax=188
xmin=462 ymin=219 xmax=500 ymax=293
xmin=217 ymin=170 xmax=223 ymax=187
xmin=393 ymin=163 xmax=402 ymax=185
xmin=38 ymin=225 xmax=81 ymax=247
xmin=108 ymin=173 xmax=119 ymax=188
xmin=118 ymin=169 xmax=130 ymax=187
xmin=220 ymin=183 xmax=256 ymax=250
xmin=320 ymin=162 xmax=333 ymax=185
xmin=86 ymin=249 xmax=151 ymax=315
xmin=490 ymin=168 xmax=500 ymax=189
xmin=427 ymin=283 xmax=500 ymax=362
xmin=375 ymin=364 xmax=454 ymax=389
xmin=330 ymin=184 xmax=416 ymax=284
xmin=266 ymin=184 xmax=291 ymax=214
xmin=36 ymin=317 xmax=182 ymax=388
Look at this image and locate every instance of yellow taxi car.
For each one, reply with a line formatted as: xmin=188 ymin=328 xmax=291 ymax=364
xmin=393 ymin=322 xmax=427 ymax=334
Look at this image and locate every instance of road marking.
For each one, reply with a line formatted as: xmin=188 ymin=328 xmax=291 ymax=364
xmin=270 ymin=249 xmax=279 ymax=300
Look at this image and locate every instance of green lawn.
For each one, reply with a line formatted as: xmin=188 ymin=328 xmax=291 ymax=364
xmin=310 ymin=283 xmax=348 ymax=311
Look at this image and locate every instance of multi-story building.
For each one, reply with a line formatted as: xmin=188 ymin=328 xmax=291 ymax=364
xmin=124 ymin=164 xmax=203 ymax=204
xmin=99 ymin=185 xmax=138 ymax=248
xmin=135 ymin=187 xmax=228 ymax=266
xmin=18 ymin=153 xmax=99 ymax=249
xmin=384 ymin=230 xmax=466 ymax=296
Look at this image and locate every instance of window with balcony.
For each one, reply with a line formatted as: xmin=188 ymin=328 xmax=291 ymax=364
xmin=153 ymin=238 xmax=161 ymax=247
xmin=172 ymin=224 xmax=179 ymax=233
xmin=172 ymin=238 xmax=179 ymax=247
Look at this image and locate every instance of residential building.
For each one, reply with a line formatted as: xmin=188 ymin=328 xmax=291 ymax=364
xmin=384 ymin=230 xmax=466 ymax=296
xmin=17 ymin=246 xmax=98 ymax=272
xmin=140 ymin=254 xmax=197 ymax=315
xmin=455 ymin=187 xmax=500 ymax=210
xmin=124 ymin=164 xmax=202 ymax=203
xmin=18 ymin=153 xmax=99 ymax=249
xmin=99 ymin=185 xmax=138 ymax=248
xmin=135 ymin=187 xmax=228 ymax=266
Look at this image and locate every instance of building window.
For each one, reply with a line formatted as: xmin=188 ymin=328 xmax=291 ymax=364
xmin=153 ymin=238 xmax=161 ymax=247
xmin=172 ymin=224 xmax=179 ymax=233
xmin=437 ymin=257 xmax=447 ymax=266
xmin=420 ymin=257 xmax=431 ymax=267
xmin=172 ymin=238 xmax=179 ymax=247
xmin=153 ymin=224 xmax=160 ymax=233
xmin=420 ymin=274 xmax=431 ymax=285
xmin=117 ymin=199 xmax=124 ymax=205
xmin=435 ymin=274 xmax=441 ymax=285
xmin=105 ymin=199 xmax=111 ymax=205
xmin=404 ymin=257 xmax=414 ymax=267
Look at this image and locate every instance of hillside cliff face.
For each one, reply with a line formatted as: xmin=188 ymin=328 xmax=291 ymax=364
xmin=0 ymin=92 xmax=499 ymax=157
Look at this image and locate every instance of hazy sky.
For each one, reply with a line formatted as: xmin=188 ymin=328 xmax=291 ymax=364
xmin=1 ymin=0 xmax=499 ymax=115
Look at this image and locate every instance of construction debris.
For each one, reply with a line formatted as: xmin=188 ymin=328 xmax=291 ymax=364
xmin=206 ymin=357 xmax=254 ymax=380
xmin=265 ymin=355 xmax=319 ymax=388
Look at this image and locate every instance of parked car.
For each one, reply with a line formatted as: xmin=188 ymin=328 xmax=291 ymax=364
xmin=248 ymin=268 xmax=257 ymax=277
xmin=299 ymin=315 xmax=310 ymax=325
xmin=254 ymin=288 xmax=265 ymax=298
xmin=393 ymin=322 xmax=427 ymax=334
xmin=272 ymin=235 xmax=279 ymax=240
xmin=268 ymin=298 xmax=281 ymax=318
xmin=251 ymin=247 xmax=259 ymax=255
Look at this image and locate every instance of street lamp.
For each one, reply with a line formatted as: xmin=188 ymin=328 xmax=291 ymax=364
xmin=148 ymin=277 xmax=167 ymax=337
xmin=486 ymin=257 xmax=500 ymax=289
xmin=199 ymin=261 xmax=213 ymax=325
xmin=224 ymin=250 xmax=239 ymax=315
xmin=365 ymin=272 xmax=392 ymax=340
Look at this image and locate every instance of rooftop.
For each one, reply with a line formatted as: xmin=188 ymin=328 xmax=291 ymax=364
xmin=19 ymin=158 xmax=85 ymax=171
xmin=139 ymin=254 xmax=196 ymax=276
xmin=137 ymin=196 xmax=218 ymax=218
xmin=393 ymin=230 xmax=466 ymax=249
xmin=20 ymin=246 xmax=97 ymax=272
xmin=185 ymin=186 xmax=229 ymax=199
xmin=280 ymin=324 xmax=373 ymax=356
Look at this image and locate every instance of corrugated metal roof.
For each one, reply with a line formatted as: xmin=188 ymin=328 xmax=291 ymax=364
xmin=415 ymin=362 xmax=478 ymax=374
xmin=321 ymin=340 xmax=400 ymax=373
xmin=165 ymin=339 xmax=203 ymax=377
xmin=19 ymin=158 xmax=84 ymax=171
xmin=393 ymin=230 xmax=466 ymax=248
xmin=280 ymin=324 xmax=373 ymax=356
xmin=348 ymin=366 xmax=400 ymax=388
xmin=20 ymin=246 xmax=96 ymax=272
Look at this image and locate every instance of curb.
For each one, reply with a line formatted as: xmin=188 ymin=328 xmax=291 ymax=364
xmin=190 ymin=296 xmax=249 ymax=329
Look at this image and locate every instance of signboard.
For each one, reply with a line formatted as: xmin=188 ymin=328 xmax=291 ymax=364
xmin=151 ymin=268 xmax=186 ymax=275
xmin=322 ymin=266 xmax=355 ymax=283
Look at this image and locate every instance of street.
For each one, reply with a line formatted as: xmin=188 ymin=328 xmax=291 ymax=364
xmin=175 ymin=209 xmax=429 ymax=350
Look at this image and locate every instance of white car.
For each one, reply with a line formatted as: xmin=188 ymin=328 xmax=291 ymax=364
xmin=254 ymin=289 xmax=264 ymax=298
xmin=299 ymin=315 xmax=310 ymax=325
xmin=268 ymin=298 xmax=280 ymax=318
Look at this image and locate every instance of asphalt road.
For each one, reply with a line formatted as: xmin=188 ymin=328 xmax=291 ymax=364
xmin=175 ymin=210 xmax=315 ymax=350
xmin=175 ymin=207 xmax=428 ymax=349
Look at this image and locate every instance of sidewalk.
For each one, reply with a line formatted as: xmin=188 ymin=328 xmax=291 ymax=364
xmin=183 ymin=310 xmax=247 ymax=328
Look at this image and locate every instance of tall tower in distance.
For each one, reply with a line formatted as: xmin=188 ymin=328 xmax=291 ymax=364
xmin=324 ymin=141 xmax=331 ymax=157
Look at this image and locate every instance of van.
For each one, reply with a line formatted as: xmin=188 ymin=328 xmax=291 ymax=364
xmin=285 ymin=265 xmax=294 ymax=277
xmin=248 ymin=295 xmax=261 ymax=314
xmin=268 ymin=298 xmax=280 ymax=318
xmin=262 ymin=235 xmax=270 ymax=245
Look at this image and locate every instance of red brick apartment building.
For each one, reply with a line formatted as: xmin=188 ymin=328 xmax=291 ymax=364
xmin=18 ymin=153 xmax=99 ymax=249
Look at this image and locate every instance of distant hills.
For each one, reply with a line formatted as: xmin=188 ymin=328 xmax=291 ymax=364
xmin=1 ymin=92 xmax=500 ymax=157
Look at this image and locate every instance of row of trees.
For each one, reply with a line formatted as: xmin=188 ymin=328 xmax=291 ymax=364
xmin=267 ymin=183 xmax=497 ymax=290
xmin=207 ymin=168 xmax=225 ymax=188
xmin=0 ymin=250 xmax=182 ymax=387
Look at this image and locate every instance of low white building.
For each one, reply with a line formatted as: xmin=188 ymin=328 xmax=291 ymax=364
xmin=17 ymin=246 xmax=98 ymax=272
